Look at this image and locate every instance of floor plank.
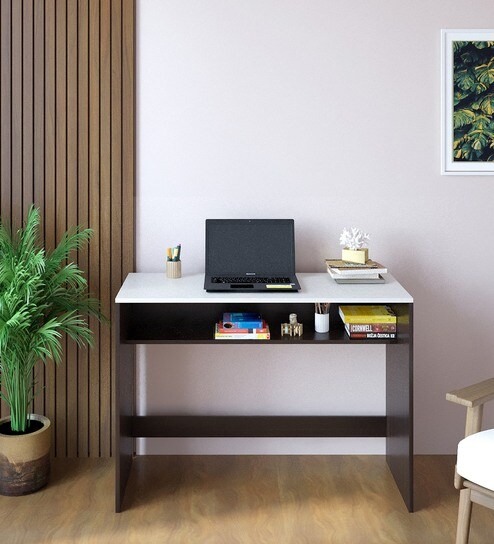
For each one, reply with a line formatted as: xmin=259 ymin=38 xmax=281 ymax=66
xmin=0 ymin=456 xmax=492 ymax=543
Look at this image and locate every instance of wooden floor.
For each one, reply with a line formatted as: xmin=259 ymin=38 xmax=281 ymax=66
xmin=0 ymin=456 xmax=493 ymax=543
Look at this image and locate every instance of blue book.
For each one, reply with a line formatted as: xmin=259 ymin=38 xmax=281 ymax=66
xmin=222 ymin=312 xmax=264 ymax=329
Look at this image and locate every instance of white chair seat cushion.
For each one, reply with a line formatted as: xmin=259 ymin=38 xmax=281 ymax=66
xmin=457 ymin=428 xmax=494 ymax=491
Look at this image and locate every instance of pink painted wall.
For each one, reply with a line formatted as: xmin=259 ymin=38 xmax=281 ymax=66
xmin=136 ymin=0 xmax=494 ymax=454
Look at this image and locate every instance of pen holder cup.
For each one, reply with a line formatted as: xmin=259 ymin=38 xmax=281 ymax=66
xmin=166 ymin=260 xmax=182 ymax=279
xmin=314 ymin=313 xmax=330 ymax=334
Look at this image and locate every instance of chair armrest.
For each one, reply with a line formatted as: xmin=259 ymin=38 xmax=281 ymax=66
xmin=447 ymin=377 xmax=494 ymax=437
xmin=446 ymin=377 xmax=494 ymax=408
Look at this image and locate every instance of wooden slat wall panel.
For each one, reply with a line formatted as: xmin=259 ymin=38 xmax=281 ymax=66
xmin=0 ymin=0 xmax=135 ymax=458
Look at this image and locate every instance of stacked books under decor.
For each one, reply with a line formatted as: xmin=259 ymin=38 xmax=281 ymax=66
xmin=214 ymin=312 xmax=270 ymax=340
xmin=325 ymin=259 xmax=387 ymax=284
xmin=339 ymin=305 xmax=397 ymax=339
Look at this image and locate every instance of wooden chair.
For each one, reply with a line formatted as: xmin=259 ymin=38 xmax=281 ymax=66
xmin=446 ymin=377 xmax=494 ymax=544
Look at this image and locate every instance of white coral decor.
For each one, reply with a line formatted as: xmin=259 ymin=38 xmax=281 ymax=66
xmin=339 ymin=227 xmax=370 ymax=251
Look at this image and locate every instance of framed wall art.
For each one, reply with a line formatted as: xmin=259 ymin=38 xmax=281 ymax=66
xmin=441 ymin=29 xmax=494 ymax=175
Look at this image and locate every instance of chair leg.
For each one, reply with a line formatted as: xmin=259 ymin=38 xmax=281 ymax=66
xmin=456 ymin=488 xmax=473 ymax=544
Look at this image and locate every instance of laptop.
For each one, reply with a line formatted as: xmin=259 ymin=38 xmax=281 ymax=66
xmin=204 ymin=219 xmax=301 ymax=292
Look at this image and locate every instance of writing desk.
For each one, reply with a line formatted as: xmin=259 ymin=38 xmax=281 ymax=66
xmin=115 ymin=272 xmax=413 ymax=512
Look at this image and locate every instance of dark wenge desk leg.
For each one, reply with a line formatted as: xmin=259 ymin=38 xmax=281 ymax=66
xmin=385 ymin=304 xmax=414 ymax=512
xmin=114 ymin=304 xmax=135 ymax=513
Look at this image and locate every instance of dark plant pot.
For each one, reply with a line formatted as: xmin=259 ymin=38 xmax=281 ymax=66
xmin=0 ymin=414 xmax=51 ymax=496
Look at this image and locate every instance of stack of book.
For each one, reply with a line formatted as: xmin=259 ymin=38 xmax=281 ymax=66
xmin=339 ymin=305 xmax=396 ymax=339
xmin=325 ymin=259 xmax=387 ymax=284
xmin=214 ymin=312 xmax=270 ymax=340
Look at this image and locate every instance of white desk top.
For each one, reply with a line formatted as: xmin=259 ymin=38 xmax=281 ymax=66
xmin=115 ymin=273 xmax=413 ymax=304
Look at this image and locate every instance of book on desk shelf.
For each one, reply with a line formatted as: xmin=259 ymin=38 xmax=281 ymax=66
xmin=325 ymin=259 xmax=388 ymax=275
xmin=347 ymin=323 xmax=396 ymax=333
xmin=329 ymin=273 xmax=385 ymax=284
xmin=222 ymin=312 xmax=264 ymax=329
xmin=326 ymin=259 xmax=387 ymax=284
xmin=344 ymin=323 xmax=396 ymax=339
xmin=214 ymin=323 xmax=270 ymax=340
xmin=216 ymin=321 xmax=269 ymax=334
xmin=327 ymin=268 xmax=381 ymax=280
xmin=339 ymin=305 xmax=397 ymax=324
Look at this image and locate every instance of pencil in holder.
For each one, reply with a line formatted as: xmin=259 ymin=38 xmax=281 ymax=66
xmin=166 ymin=260 xmax=181 ymax=279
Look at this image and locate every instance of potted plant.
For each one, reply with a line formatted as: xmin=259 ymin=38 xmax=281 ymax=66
xmin=0 ymin=206 xmax=104 ymax=495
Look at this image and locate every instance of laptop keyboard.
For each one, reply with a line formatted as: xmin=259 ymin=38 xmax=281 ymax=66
xmin=212 ymin=276 xmax=291 ymax=284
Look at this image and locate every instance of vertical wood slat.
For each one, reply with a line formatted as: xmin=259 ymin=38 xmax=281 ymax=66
xmin=33 ymin=0 xmax=45 ymax=418
xmin=11 ymin=0 xmax=22 ymax=232
xmin=88 ymin=0 xmax=100 ymax=458
xmin=0 ymin=0 xmax=12 ymax=227
xmin=77 ymin=0 xmax=90 ymax=458
xmin=0 ymin=0 xmax=12 ymax=420
xmin=0 ymin=1 xmax=135 ymax=458
xmin=99 ymin=0 xmax=111 ymax=457
xmin=44 ymin=0 xmax=57 ymax=453
xmin=22 ymin=0 xmax=33 ymax=218
xmin=55 ymin=0 xmax=67 ymax=458
xmin=66 ymin=0 xmax=78 ymax=459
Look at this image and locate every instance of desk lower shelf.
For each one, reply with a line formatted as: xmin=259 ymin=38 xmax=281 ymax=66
xmin=123 ymin=335 xmax=408 ymax=345
xmin=131 ymin=415 xmax=387 ymax=438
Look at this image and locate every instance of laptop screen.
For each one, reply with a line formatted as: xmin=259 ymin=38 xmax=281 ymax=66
xmin=206 ymin=219 xmax=295 ymax=276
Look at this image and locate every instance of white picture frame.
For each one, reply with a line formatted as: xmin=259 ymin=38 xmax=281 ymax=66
xmin=441 ymin=29 xmax=494 ymax=175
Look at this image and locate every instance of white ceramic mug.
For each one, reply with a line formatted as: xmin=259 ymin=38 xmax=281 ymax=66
xmin=314 ymin=312 xmax=330 ymax=333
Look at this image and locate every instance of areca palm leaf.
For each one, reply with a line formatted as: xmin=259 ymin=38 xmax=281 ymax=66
xmin=44 ymin=227 xmax=92 ymax=276
xmin=0 ymin=206 xmax=105 ymax=432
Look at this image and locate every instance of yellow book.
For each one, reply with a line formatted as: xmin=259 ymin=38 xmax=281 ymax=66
xmin=339 ymin=305 xmax=396 ymax=324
